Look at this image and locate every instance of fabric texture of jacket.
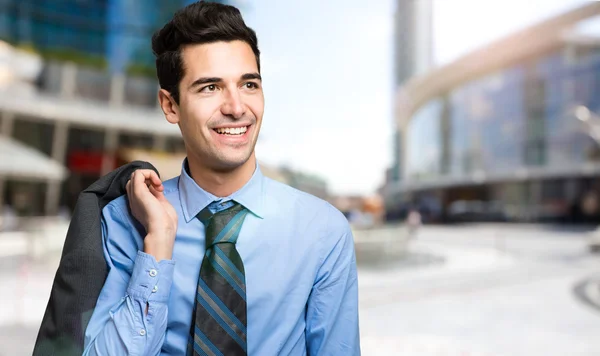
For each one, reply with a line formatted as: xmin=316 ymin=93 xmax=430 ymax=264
xmin=33 ymin=161 xmax=158 ymax=356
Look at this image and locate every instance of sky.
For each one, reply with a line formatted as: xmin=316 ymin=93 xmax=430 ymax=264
xmin=243 ymin=0 xmax=589 ymax=196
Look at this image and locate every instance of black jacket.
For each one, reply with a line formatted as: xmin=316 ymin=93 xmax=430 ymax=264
xmin=33 ymin=161 xmax=158 ymax=356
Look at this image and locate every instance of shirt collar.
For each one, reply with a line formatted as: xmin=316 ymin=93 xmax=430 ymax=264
xmin=178 ymin=158 xmax=265 ymax=222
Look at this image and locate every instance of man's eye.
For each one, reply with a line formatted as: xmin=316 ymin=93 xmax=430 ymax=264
xmin=245 ymin=82 xmax=258 ymax=89
xmin=201 ymin=84 xmax=217 ymax=92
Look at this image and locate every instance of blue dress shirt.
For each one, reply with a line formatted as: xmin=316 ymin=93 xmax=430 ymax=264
xmin=83 ymin=161 xmax=360 ymax=355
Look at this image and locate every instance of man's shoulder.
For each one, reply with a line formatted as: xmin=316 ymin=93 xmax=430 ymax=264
xmin=263 ymin=176 xmax=325 ymax=207
xmin=162 ymin=175 xmax=180 ymax=194
xmin=263 ymin=177 xmax=349 ymax=232
xmin=103 ymin=194 xmax=129 ymax=219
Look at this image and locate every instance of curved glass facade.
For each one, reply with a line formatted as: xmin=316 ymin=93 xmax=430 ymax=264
xmin=404 ymin=49 xmax=600 ymax=183
xmin=390 ymin=45 xmax=600 ymax=223
xmin=406 ymin=98 xmax=442 ymax=179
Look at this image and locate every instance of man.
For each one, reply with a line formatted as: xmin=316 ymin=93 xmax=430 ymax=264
xmin=83 ymin=2 xmax=360 ymax=355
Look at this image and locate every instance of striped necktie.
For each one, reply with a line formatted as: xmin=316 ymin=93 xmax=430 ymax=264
xmin=189 ymin=201 xmax=249 ymax=356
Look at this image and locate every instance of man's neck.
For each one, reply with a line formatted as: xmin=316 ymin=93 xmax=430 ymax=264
xmin=187 ymin=153 xmax=257 ymax=198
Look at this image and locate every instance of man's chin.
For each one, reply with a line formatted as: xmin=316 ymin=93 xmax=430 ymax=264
xmin=187 ymin=146 xmax=255 ymax=172
xmin=211 ymin=153 xmax=255 ymax=172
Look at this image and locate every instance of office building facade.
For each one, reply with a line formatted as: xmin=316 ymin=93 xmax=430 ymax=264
xmin=385 ymin=3 xmax=600 ymax=223
xmin=390 ymin=0 xmax=434 ymax=185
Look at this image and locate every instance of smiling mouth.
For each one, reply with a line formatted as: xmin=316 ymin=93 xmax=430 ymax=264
xmin=213 ymin=125 xmax=250 ymax=136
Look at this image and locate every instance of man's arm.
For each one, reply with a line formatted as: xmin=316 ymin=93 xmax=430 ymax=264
xmin=83 ymin=203 xmax=175 ymax=356
xmin=306 ymin=206 xmax=361 ymax=356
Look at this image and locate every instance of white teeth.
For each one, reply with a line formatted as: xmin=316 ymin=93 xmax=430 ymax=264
xmin=216 ymin=126 xmax=248 ymax=135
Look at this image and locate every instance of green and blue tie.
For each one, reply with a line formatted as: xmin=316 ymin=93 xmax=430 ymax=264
xmin=189 ymin=201 xmax=249 ymax=356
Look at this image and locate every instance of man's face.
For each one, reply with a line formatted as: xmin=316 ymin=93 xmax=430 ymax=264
xmin=173 ymin=40 xmax=263 ymax=171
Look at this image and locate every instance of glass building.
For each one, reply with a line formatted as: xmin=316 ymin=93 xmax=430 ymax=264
xmin=390 ymin=0 xmax=434 ymax=186
xmin=0 ymin=0 xmax=230 ymax=74
xmin=0 ymin=0 xmax=108 ymax=57
xmin=385 ymin=4 xmax=600 ymax=223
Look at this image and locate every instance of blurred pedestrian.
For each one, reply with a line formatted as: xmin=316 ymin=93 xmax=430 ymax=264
xmin=0 ymin=204 xmax=18 ymax=231
xmin=407 ymin=208 xmax=422 ymax=239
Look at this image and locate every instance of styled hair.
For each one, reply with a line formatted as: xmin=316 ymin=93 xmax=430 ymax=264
xmin=152 ymin=1 xmax=260 ymax=104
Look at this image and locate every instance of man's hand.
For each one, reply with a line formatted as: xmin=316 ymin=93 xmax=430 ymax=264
xmin=126 ymin=169 xmax=178 ymax=261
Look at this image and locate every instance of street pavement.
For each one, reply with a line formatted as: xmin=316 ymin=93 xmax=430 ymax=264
xmin=359 ymin=224 xmax=600 ymax=356
xmin=1 ymin=224 xmax=599 ymax=355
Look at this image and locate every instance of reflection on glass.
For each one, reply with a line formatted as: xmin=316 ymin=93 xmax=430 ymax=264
xmin=405 ymin=48 xmax=600 ymax=182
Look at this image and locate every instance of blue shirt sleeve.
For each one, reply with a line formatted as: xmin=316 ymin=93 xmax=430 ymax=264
xmin=305 ymin=205 xmax=361 ymax=356
xmin=83 ymin=202 xmax=175 ymax=356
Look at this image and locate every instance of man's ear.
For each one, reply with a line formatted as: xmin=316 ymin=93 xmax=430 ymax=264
xmin=158 ymin=89 xmax=180 ymax=124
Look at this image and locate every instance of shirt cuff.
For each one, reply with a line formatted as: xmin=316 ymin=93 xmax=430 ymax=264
xmin=127 ymin=250 xmax=175 ymax=303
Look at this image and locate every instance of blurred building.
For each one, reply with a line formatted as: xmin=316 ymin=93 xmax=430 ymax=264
xmin=0 ymin=0 xmax=232 ymax=74
xmin=389 ymin=0 xmax=434 ymax=187
xmin=260 ymin=164 xmax=329 ymax=200
xmin=329 ymin=195 xmax=384 ymax=227
xmin=0 ymin=0 xmax=233 ymax=217
xmin=281 ymin=168 xmax=329 ymax=200
xmin=394 ymin=0 xmax=433 ymax=85
xmin=384 ymin=3 xmax=600 ymax=223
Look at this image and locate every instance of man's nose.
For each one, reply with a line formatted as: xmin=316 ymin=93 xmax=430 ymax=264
xmin=221 ymin=89 xmax=246 ymax=119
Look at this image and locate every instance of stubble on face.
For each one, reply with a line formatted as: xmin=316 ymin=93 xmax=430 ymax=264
xmin=176 ymin=40 xmax=264 ymax=173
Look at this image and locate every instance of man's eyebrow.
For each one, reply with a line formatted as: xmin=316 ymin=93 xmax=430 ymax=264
xmin=241 ymin=73 xmax=262 ymax=81
xmin=189 ymin=77 xmax=222 ymax=89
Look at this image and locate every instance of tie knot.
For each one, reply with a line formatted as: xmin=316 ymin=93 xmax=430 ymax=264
xmin=198 ymin=201 xmax=248 ymax=248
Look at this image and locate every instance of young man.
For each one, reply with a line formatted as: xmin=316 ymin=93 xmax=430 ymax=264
xmin=83 ymin=2 xmax=360 ymax=355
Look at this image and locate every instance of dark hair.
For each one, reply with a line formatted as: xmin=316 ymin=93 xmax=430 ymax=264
xmin=152 ymin=1 xmax=260 ymax=104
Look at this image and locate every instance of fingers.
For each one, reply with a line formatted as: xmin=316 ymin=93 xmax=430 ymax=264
xmin=130 ymin=169 xmax=163 ymax=192
xmin=146 ymin=178 xmax=164 ymax=191
xmin=149 ymin=183 xmax=167 ymax=202
xmin=132 ymin=169 xmax=161 ymax=184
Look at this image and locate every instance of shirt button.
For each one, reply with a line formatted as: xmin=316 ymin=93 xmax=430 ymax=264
xmin=152 ymin=285 xmax=158 ymax=293
xmin=140 ymin=329 xmax=146 ymax=336
xmin=149 ymin=269 xmax=157 ymax=277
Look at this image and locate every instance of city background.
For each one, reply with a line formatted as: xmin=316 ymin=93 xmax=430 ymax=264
xmin=1 ymin=0 xmax=599 ymax=355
